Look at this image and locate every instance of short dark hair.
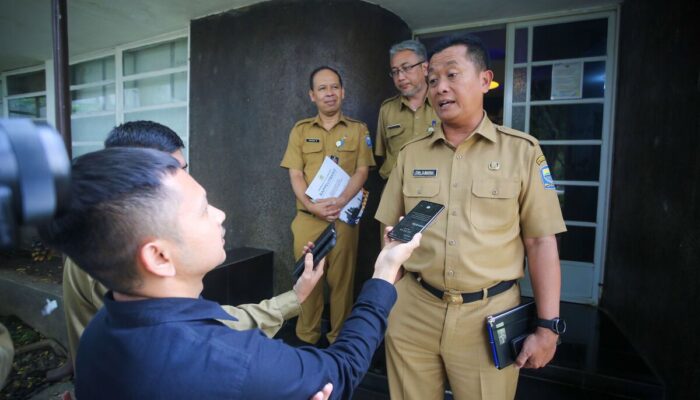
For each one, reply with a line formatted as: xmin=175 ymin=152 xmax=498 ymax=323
xmin=309 ymin=66 xmax=343 ymax=90
xmin=105 ymin=121 xmax=184 ymax=153
xmin=40 ymin=148 xmax=181 ymax=294
xmin=428 ymin=34 xmax=491 ymax=71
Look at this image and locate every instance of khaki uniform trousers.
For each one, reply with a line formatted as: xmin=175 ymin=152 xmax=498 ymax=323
xmin=386 ymin=274 xmax=520 ymax=400
xmin=292 ymin=211 xmax=358 ymax=344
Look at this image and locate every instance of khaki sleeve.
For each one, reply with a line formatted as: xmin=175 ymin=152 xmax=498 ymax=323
xmin=280 ymin=125 xmax=304 ymax=170
xmin=356 ymin=123 xmax=376 ymax=168
xmin=63 ymin=257 xmax=107 ymax=364
xmin=374 ymin=109 xmax=386 ymax=158
xmin=519 ymin=144 xmax=567 ymax=238
xmin=375 ymin=149 xmax=406 ymax=226
xmin=0 ymin=322 xmax=13 ymax=389
xmin=217 ymin=290 xmax=300 ymax=338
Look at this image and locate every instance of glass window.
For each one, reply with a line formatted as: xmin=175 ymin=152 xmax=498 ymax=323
xmin=8 ymin=96 xmax=46 ymax=118
xmin=72 ymin=143 xmax=104 ymax=158
xmin=513 ymin=67 xmax=527 ymax=102
xmin=533 ymin=19 xmax=607 ymax=61
xmin=512 ymin=106 xmax=525 ymax=131
xmin=123 ymin=38 xmax=188 ymax=76
xmin=514 ymin=28 xmax=528 ymax=64
xmin=7 ymin=70 xmax=45 ymax=95
xmin=557 ymin=185 xmax=598 ymax=222
xmin=71 ymin=115 xmax=116 ymax=143
xmin=71 ymin=84 xmax=116 ymax=114
xmin=71 ymin=57 xmax=115 ymax=85
xmin=541 ymin=144 xmax=601 ymax=181
xmin=124 ymin=72 xmax=187 ymax=110
xmin=124 ymin=106 xmax=187 ymax=137
xmin=530 ymin=61 xmax=606 ymax=101
xmin=530 ymin=103 xmax=604 ymax=140
xmin=558 ymin=226 xmax=595 ymax=263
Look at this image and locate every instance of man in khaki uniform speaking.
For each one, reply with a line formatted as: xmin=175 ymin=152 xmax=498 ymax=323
xmin=375 ymin=35 xmax=567 ymax=400
xmin=281 ymin=66 xmax=375 ymax=345
xmin=64 ymin=121 xmax=319 ymax=365
xmin=375 ymin=40 xmax=438 ymax=180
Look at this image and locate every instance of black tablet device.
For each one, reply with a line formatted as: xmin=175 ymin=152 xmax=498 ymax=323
xmin=292 ymin=223 xmax=336 ymax=279
xmin=486 ymin=301 xmax=536 ymax=369
xmin=387 ymin=200 xmax=444 ymax=242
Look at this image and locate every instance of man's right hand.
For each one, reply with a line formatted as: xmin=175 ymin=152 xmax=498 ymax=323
xmin=306 ymin=198 xmax=341 ymax=222
xmin=372 ymin=226 xmax=421 ymax=283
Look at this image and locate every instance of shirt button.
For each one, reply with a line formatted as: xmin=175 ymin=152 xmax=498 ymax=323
xmin=417 ymin=189 xmax=422 ymax=195
xmin=452 ymin=183 xmax=458 ymax=188
xmin=451 ymin=210 xmax=457 ymax=216
xmin=492 ymin=189 xmax=499 ymax=196
xmin=456 ymin=155 xmax=463 ymax=160
xmin=447 ymin=270 xmax=454 ymax=277
xmin=449 ymin=240 xmax=456 ymax=246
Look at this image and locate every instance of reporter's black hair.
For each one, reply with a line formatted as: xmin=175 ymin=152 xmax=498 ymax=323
xmin=40 ymin=147 xmax=181 ymax=294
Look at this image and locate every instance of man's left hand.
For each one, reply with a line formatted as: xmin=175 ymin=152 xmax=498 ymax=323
xmin=514 ymin=327 xmax=558 ymax=369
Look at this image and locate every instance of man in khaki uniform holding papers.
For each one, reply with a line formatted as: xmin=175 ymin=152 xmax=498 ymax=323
xmin=375 ymin=40 xmax=438 ymax=180
xmin=281 ymin=66 xmax=375 ymax=345
xmin=375 ymin=35 xmax=567 ymax=399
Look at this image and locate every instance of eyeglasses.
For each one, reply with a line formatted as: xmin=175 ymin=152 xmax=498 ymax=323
xmin=389 ymin=60 xmax=425 ymax=78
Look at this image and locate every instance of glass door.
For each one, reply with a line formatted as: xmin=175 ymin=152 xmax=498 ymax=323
xmin=504 ymin=12 xmax=617 ymax=304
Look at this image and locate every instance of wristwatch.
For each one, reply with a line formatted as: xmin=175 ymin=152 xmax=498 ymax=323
xmin=536 ymin=317 xmax=567 ymax=335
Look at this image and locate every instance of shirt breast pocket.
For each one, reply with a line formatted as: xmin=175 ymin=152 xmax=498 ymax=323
xmin=403 ymin=178 xmax=440 ymax=210
xmin=470 ymin=178 xmax=520 ymax=231
xmin=302 ymin=141 xmax=323 ymax=169
xmin=385 ymin=126 xmax=405 ymax=153
xmin=338 ymin=137 xmax=358 ymax=172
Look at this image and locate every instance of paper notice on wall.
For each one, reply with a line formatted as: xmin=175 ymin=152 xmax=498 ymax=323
xmin=551 ymin=62 xmax=583 ymax=100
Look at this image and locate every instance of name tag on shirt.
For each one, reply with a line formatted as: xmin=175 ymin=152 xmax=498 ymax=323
xmin=413 ymin=169 xmax=437 ymax=177
xmin=306 ymin=138 xmax=320 ymax=143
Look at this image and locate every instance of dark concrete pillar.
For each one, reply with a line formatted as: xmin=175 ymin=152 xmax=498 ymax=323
xmin=190 ymin=0 xmax=410 ymax=292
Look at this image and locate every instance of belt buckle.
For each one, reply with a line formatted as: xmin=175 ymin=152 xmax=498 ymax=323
xmin=442 ymin=291 xmax=463 ymax=305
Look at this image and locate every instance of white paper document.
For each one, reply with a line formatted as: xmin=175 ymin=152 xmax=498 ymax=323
xmin=305 ymin=157 xmax=368 ymax=225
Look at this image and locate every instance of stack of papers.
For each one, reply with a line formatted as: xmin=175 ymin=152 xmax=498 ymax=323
xmin=305 ymin=157 xmax=369 ymax=225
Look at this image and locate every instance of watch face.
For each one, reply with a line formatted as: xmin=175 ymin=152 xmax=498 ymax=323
xmin=554 ymin=319 xmax=567 ymax=334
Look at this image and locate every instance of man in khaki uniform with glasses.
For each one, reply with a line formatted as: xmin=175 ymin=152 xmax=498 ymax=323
xmin=281 ymin=66 xmax=375 ymax=346
xmin=375 ymin=40 xmax=438 ymax=181
xmin=376 ymin=35 xmax=567 ymax=400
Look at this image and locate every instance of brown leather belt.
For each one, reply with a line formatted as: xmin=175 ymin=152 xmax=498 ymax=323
xmin=413 ymin=273 xmax=516 ymax=305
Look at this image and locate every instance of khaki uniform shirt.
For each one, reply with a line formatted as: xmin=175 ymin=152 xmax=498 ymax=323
xmin=375 ymin=94 xmax=438 ymax=179
xmin=375 ymin=113 xmax=566 ymax=292
xmin=63 ymin=258 xmax=300 ymax=363
xmin=280 ymin=114 xmax=376 ymax=210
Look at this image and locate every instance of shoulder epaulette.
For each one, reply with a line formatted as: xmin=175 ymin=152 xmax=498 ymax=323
xmin=380 ymin=94 xmax=401 ymax=107
xmin=343 ymin=115 xmax=367 ymax=126
xmin=399 ymin=132 xmax=432 ymax=151
xmin=293 ymin=117 xmax=316 ymax=128
xmin=496 ymin=125 xmax=539 ymax=145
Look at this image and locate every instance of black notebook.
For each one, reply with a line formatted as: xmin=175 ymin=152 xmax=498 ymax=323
xmin=485 ymin=301 xmax=536 ymax=369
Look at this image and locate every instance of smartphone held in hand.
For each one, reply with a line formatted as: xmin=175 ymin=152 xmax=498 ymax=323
xmin=388 ymin=201 xmax=444 ymax=242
